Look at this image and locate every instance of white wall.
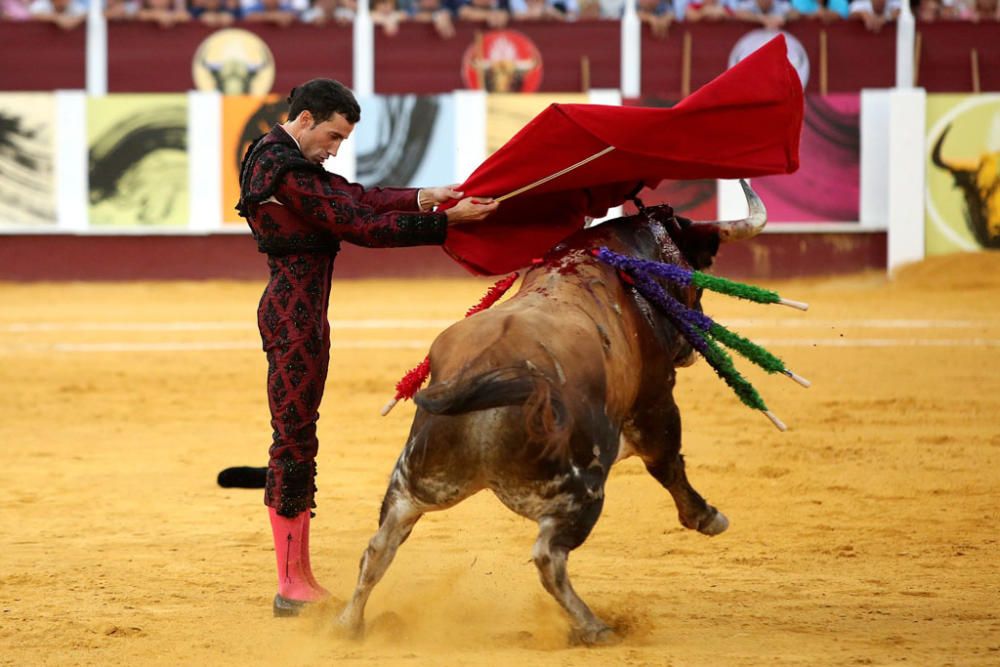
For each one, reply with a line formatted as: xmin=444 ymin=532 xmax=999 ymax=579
xmin=886 ymin=88 xmax=927 ymax=272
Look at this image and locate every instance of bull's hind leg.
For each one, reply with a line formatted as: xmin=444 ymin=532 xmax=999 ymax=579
xmin=337 ymin=483 xmax=423 ymax=637
xmin=629 ymin=399 xmax=728 ymax=536
xmin=532 ymin=511 xmax=615 ymax=645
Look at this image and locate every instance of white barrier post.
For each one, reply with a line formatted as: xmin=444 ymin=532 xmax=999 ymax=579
xmin=85 ymin=0 xmax=107 ymax=96
xmin=886 ymin=88 xmax=926 ymax=273
xmin=621 ymin=1 xmax=640 ymax=99
xmin=353 ymin=0 xmax=374 ymax=97
xmin=886 ymin=2 xmax=924 ymax=273
xmin=54 ymin=91 xmax=89 ymax=231
xmin=453 ymin=90 xmax=487 ymax=184
xmin=188 ymin=91 xmax=223 ymax=231
xmin=895 ymin=1 xmax=915 ymax=89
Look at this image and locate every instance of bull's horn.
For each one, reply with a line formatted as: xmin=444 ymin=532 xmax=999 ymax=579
xmin=202 ymin=58 xmax=223 ymax=73
xmin=694 ymin=179 xmax=767 ymax=242
xmin=931 ymin=125 xmax=976 ymax=175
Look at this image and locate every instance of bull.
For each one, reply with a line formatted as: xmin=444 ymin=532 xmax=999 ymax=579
xmin=338 ymin=181 xmax=767 ymax=644
xmin=932 ymin=125 xmax=1000 ymax=249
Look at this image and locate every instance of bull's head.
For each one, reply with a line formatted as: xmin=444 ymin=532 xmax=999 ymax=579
xmin=932 ymin=125 xmax=1000 ymax=249
xmin=200 ymin=50 xmax=274 ymax=95
xmin=660 ymin=179 xmax=767 ymax=272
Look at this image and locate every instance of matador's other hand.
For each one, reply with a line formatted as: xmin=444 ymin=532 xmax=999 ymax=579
xmin=445 ymin=196 xmax=499 ymax=225
xmin=418 ymin=184 xmax=464 ymax=211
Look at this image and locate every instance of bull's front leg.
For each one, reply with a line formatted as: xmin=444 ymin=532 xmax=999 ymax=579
xmin=625 ymin=400 xmax=728 ymax=536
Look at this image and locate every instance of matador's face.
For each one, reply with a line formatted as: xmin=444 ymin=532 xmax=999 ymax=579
xmin=295 ymin=111 xmax=355 ymax=165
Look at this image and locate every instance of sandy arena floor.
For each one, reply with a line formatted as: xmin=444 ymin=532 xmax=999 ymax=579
xmin=1 ymin=252 xmax=999 ymax=666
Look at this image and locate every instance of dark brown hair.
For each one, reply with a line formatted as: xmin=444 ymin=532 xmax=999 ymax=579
xmin=287 ymin=78 xmax=360 ymax=125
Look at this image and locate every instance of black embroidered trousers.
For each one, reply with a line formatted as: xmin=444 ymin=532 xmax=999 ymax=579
xmin=257 ymin=252 xmax=334 ymax=517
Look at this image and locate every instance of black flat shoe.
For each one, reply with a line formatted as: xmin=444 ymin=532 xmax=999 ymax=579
xmin=273 ymin=593 xmax=311 ymax=617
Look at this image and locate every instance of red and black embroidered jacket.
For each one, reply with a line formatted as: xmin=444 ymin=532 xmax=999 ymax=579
xmin=236 ymin=125 xmax=448 ymax=255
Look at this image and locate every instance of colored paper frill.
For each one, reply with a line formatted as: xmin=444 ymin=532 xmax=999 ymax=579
xmin=380 ymin=272 xmax=520 ymax=416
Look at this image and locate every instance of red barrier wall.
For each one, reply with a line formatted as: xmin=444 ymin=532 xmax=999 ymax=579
xmin=2 ymin=21 xmax=996 ymax=94
xmin=0 ymin=22 xmax=86 ymax=90
xmin=107 ymin=22 xmax=353 ymax=93
xmin=374 ymin=22 xmax=620 ymax=93
xmin=0 ymin=231 xmax=885 ymax=281
xmin=641 ymin=22 xmax=898 ymax=97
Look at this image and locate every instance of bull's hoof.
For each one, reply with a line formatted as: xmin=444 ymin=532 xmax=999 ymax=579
xmin=333 ymin=609 xmax=365 ymax=640
xmin=699 ymin=509 xmax=729 ymax=536
xmin=569 ymin=624 xmax=619 ymax=647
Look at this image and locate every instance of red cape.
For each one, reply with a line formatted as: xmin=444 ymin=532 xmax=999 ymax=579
xmin=442 ymin=34 xmax=804 ymax=276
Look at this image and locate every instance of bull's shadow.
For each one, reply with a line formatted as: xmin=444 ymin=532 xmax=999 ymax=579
xmin=338 ymin=181 xmax=767 ymax=645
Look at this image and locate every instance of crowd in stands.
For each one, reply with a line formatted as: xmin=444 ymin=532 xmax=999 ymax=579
xmin=1 ymin=0 xmax=997 ymax=34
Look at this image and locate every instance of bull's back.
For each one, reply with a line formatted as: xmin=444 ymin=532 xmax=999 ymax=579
xmin=428 ymin=292 xmax=608 ymax=395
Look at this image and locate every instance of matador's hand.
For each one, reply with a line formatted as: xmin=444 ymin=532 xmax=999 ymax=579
xmin=445 ymin=196 xmax=498 ymax=225
xmin=418 ymin=184 xmax=464 ymax=211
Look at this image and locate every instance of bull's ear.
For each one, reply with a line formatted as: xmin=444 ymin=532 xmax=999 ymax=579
xmin=674 ymin=216 xmax=721 ymax=271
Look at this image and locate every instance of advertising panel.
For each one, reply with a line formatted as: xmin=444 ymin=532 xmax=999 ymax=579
xmin=87 ymin=95 xmax=189 ymax=227
xmin=754 ymin=93 xmax=860 ymax=223
xmin=220 ymin=94 xmax=287 ymax=224
xmin=0 ymin=93 xmax=57 ymax=227
xmin=355 ymin=95 xmax=456 ymax=190
xmin=925 ymin=94 xmax=1000 ymax=255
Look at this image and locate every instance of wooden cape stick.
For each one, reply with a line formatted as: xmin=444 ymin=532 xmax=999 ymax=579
xmin=971 ymin=49 xmax=980 ymax=94
xmin=819 ymin=30 xmax=828 ymax=96
xmin=494 ymin=145 xmax=616 ymax=203
xmin=681 ymin=31 xmax=692 ymax=98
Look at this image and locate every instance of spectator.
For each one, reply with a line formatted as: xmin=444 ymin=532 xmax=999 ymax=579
xmin=406 ymin=0 xmax=457 ymax=38
xmin=594 ymin=0 xmax=622 ymax=17
xmin=339 ymin=0 xmax=357 ymax=17
xmin=1 ymin=0 xmax=33 ymax=20
xmin=457 ymin=0 xmax=510 ymax=28
xmin=136 ymin=0 xmax=191 ymax=25
xmin=105 ymin=0 xmax=137 ymax=18
xmin=244 ymin=0 xmax=298 ymax=25
xmin=734 ymin=0 xmax=796 ymax=28
xmin=938 ymin=0 xmax=963 ymax=17
xmin=915 ymin=0 xmax=939 ymax=19
xmin=189 ymin=0 xmax=239 ymax=25
xmin=685 ymin=0 xmax=733 ymax=21
xmin=790 ymin=0 xmax=848 ymax=20
xmin=301 ymin=0 xmax=356 ymax=23
xmin=510 ymin=0 xmax=577 ymax=20
xmin=946 ymin=0 xmax=1000 ymax=19
xmin=848 ymin=0 xmax=899 ymax=31
xmin=638 ymin=0 xmax=672 ymax=38
xmin=28 ymin=0 xmax=85 ymax=28
xmin=371 ymin=0 xmax=406 ymax=35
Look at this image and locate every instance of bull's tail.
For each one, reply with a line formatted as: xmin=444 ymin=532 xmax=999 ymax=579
xmin=415 ymin=367 xmax=572 ymax=461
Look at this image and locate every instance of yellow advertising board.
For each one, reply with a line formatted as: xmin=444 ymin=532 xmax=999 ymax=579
xmin=87 ymin=94 xmax=189 ymax=227
xmin=925 ymin=94 xmax=1000 ymax=255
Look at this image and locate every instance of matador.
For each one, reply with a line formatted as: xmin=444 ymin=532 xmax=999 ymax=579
xmin=236 ymin=78 xmax=497 ymax=616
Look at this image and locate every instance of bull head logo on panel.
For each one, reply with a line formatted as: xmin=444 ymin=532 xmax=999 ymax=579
xmin=192 ymin=28 xmax=276 ymax=95
xmin=932 ymin=125 xmax=1000 ymax=249
xmin=462 ymin=30 xmax=543 ymax=93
